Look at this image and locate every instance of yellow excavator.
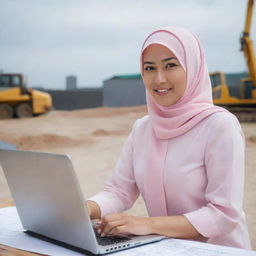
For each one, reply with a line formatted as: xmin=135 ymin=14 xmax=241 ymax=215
xmin=210 ymin=0 xmax=256 ymax=121
xmin=0 ymin=73 xmax=52 ymax=119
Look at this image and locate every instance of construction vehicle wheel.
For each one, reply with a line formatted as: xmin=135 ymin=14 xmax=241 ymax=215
xmin=0 ymin=104 xmax=14 ymax=119
xmin=15 ymin=103 xmax=33 ymax=118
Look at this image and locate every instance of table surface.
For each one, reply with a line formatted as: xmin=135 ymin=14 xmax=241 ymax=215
xmin=0 ymin=203 xmax=44 ymax=256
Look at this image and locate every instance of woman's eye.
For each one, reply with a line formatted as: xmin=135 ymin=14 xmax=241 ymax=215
xmin=144 ymin=66 xmax=155 ymax=71
xmin=166 ymin=63 xmax=177 ymax=68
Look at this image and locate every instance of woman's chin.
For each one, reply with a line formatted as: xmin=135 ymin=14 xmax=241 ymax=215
xmin=154 ymin=98 xmax=176 ymax=107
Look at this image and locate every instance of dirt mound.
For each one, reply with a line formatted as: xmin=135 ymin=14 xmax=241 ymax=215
xmin=92 ymin=129 xmax=125 ymax=136
xmin=248 ymin=136 xmax=256 ymax=143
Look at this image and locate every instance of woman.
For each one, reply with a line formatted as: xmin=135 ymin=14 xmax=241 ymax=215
xmin=87 ymin=26 xmax=251 ymax=249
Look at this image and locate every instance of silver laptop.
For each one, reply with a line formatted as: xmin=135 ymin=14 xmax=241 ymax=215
xmin=0 ymin=149 xmax=165 ymax=255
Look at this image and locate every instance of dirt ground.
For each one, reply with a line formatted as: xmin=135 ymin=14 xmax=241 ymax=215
xmin=0 ymin=106 xmax=255 ymax=250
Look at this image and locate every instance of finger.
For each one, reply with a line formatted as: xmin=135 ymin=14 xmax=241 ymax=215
xmin=100 ymin=220 xmax=124 ymax=237
xmin=98 ymin=214 xmax=124 ymax=232
xmin=100 ymin=220 xmax=124 ymax=236
xmin=94 ymin=218 xmax=101 ymax=227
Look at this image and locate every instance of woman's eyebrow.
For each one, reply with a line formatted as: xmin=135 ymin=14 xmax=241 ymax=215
xmin=143 ymin=57 xmax=177 ymax=65
xmin=162 ymin=57 xmax=177 ymax=62
xmin=143 ymin=61 xmax=154 ymax=65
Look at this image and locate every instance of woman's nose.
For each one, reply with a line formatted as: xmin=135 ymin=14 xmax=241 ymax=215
xmin=155 ymin=70 xmax=167 ymax=84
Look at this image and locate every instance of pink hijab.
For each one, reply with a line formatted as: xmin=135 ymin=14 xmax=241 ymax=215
xmin=141 ymin=26 xmax=227 ymax=139
xmin=141 ymin=27 xmax=228 ymax=217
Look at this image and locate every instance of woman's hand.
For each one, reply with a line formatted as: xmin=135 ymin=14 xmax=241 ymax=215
xmin=97 ymin=213 xmax=153 ymax=237
xmin=97 ymin=213 xmax=202 ymax=239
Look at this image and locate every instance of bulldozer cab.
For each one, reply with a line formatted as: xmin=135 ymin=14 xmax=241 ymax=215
xmin=0 ymin=74 xmax=23 ymax=88
xmin=0 ymin=73 xmax=28 ymax=95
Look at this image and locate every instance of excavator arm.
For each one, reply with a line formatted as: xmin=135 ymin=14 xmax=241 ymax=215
xmin=240 ymin=0 xmax=256 ymax=87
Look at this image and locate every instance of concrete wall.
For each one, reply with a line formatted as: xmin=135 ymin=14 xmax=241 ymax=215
xmin=45 ymin=89 xmax=102 ymax=110
xmin=103 ymin=78 xmax=146 ymax=107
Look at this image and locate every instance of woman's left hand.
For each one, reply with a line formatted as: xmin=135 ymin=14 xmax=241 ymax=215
xmin=97 ymin=213 xmax=153 ymax=237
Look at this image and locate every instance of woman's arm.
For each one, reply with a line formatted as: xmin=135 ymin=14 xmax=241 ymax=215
xmin=97 ymin=213 xmax=202 ymax=239
xmin=151 ymin=215 xmax=202 ymax=238
xmin=184 ymin=114 xmax=246 ymax=238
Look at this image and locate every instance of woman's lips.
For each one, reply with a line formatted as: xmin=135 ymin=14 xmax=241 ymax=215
xmin=154 ymin=88 xmax=172 ymax=96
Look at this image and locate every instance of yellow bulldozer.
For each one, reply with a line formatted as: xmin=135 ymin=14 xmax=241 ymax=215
xmin=0 ymin=73 xmax=52 ymax=119
xmin=210 ymin=0 xmax=256 ymax=121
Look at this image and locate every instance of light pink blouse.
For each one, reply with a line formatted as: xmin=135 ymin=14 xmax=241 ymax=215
xmin=89 ymin=112 xmax=251 ymax=249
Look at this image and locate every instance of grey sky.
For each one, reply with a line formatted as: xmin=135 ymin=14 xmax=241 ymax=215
xmin=0 ymin=0 xmax=255 ymax=89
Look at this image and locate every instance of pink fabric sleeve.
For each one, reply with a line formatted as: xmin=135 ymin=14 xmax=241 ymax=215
xmin=184 ymin=114 xmax=245 ymax=238
xmin=88 ymin=123 xmax=140 ymax=217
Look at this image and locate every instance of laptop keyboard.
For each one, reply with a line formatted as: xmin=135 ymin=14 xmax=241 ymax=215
xmin=94 ymin=229 xmax=131 ymax=246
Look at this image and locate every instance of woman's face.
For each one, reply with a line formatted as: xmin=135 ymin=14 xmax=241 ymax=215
xmin=142 ymin=44 xmax=187 ymax=106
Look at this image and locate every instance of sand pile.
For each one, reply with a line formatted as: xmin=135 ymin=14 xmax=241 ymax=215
xmin=0 ymin=106 xmax=255 ymax=249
